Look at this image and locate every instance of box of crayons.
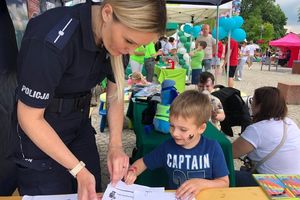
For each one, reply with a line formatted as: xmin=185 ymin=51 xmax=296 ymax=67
xmin=253 ymin=174 xmax=300 ymax=199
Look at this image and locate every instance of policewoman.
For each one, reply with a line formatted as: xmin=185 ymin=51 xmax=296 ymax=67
xmin=15 ymin=0 xmax=166 ymax=199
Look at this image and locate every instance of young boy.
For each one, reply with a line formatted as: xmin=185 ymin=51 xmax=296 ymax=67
xmin=125 ymin=90 xmax=229 ymax=200
xmin=189 ymin=41 xmax=207 ymax=85
xmin=198 ymin=72 xmax=225 ymax=130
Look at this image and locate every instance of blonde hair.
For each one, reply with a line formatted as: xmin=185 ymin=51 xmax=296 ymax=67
xmin=170 ymin=90 xmax=212 ymax=127
xmin=102 ymin=0 xmax=167 ymax=100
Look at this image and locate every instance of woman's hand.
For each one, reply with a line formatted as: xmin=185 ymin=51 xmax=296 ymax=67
xmin=107 ymin=145 xmax=129 ymax=186
xmin=176 ymin=179 xmax=204 ymax=200
xmin=76 ymin=167 xmax=99 ymax=200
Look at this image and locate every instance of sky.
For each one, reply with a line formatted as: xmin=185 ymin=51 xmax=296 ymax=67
xmin=276 ymin=0 xmax=300 ymax=33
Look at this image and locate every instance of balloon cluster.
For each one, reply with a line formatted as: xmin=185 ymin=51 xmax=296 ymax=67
xmin=176 ymin=23 xmax=202 ymax=71
xmin=212 ymin=16 xmax=246 ymax=42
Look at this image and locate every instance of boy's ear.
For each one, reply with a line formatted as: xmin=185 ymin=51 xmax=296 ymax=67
xmin=198 ymin=123 xmax=207 ymax=134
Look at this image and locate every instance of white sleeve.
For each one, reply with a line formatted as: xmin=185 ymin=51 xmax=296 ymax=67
xmin=241 ymin=125 xmax=261 ymax=149
xmin=212 ymin=37 xmax=216 ymax=45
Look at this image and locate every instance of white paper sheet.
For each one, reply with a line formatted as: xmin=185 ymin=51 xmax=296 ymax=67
xmin=22 ymin=193 xmax=77 ymax=200
xmin=102 ymin=181 xmax=179 ymax=200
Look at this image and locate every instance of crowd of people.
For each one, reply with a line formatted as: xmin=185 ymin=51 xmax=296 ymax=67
xmin=1 ymin=0 xmax=300 ymax=199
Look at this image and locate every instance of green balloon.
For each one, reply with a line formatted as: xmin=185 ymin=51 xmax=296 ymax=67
xmin=184 ymin=42 xmax=191 ymax=50
xmin=179 ymin=59 xmax=185 ymax=65
xmin=179 ymin=36 xmax=187 ymax=43
xmin=178 ymin=54 xmax=183 ymax=59
xmin=178 ymin=31 xmax=184 ymax=37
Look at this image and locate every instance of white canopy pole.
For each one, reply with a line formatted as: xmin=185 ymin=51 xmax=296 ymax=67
xmin=215 ymin=5 xmax=220 ymax=84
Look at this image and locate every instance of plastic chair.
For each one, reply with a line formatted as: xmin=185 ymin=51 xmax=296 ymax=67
xmin=98 ymin=98 xmax=107 ymax=133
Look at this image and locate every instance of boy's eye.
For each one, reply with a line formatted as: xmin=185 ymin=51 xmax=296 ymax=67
xmin=180 ymin=128 xmax=188 ymax=132
xmin=125 ymin=39 xmax=134 ymax=45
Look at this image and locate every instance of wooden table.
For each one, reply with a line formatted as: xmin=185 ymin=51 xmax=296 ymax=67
xmin=0 ymin=187 xmax=268 ymax=200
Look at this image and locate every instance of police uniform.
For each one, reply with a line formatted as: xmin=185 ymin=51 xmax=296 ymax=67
xmin=15 ymin=0 xmax=114 ymax=195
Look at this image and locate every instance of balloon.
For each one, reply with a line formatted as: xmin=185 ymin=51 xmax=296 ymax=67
xmin=178 ymin=47 xmax=187 ymax=54
xmin=219 ymin=17 xmax=227 ymax=27
xmin=184 ymin=42 xmax=191 ymax=50
xmin=232 ymin=28 xmax=247 ymax=42
xmin=178 ymin=53 xmax=183 ymax=59
xmin=191 ymin=41 xmax=195 ymax=49
xmin=179 ymin=59 xmax=186 ymax=66
xmin=233 ymin=16 xmax=244 ymax=28
xmin=179 ymin=36 xmax=188 ymax=43
xmin=183 ymin=24 xmax=192 ymax=33
xmin=183 ymin=53 xmax=190 ymax=61
xmin=178 ymin=31 xmax=184 ymax=37
xmin=177 ymin=42 xmax=183 ymax=48
xmin=212 ymin=26 xmax=228 ymax=40
xmin=223 ymin=17 xmax=236 ymax=32
xmin=193 ymin=25 xmax=201 ymax=33
xmin=180 ymin=24 xmax=185 ymax=31
xmin=184 ymin=32 xmax=191 ymax=37
xmin=191 ymin=25 xmax=201 ymax=37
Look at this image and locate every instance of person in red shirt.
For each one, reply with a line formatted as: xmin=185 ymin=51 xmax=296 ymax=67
xmin=222 ymin=38 xmax=238 ymax=87
xmin=212 ymin=40 xmax=224 ymax=78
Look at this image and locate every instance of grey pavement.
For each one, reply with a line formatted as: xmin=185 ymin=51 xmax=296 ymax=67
xmin=90 ymin=62 xmax=300 ymax=190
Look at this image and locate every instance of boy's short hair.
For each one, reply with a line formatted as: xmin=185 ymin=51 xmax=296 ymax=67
xmin=170 ymin=90 xmax=212 ymax=126
xmin=168 ymin=37 xmax=175 ymax=43
xmin=199 ymin=72 xmax=215 ymax=84
xmin=199 ymin=41 xmax=207 ymax=49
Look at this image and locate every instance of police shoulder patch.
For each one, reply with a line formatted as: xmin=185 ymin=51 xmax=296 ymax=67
xmin=46 ymin=16 xmax=79 ymax=50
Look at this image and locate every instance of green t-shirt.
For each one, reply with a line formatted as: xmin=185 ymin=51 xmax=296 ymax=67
xmin=130 ymin=46 xmax=145 ymax=64
xmin=144 ymin=42 xmax=156 ymax=59
xmin=191 ymin=50 xmax=204 ymax=69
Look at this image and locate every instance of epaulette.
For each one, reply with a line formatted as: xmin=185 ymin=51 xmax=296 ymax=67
xmin=45 ymin=16 xmax=79 ymax=50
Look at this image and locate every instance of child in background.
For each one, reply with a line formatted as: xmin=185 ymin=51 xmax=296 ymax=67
xmin=125 ymin=90 xmax=229 ymax=200
xmin=189 ymin=41 xmax=207 ymax=85
xmin=127 ymin=71 xmax=149 ymax=86
xmin=163 ymin=47 xmax=179 ymax=68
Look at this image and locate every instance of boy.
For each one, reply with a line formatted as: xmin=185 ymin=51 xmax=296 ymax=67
xmin=189 ymin=41 xmax=206 ymax=85
xmin=164 ymin=47 xmax=179 ymax=67
xmin=125 ymin=90 xmax=229 ymax=200
xmin=198 ymin=72 xmax=225 ymax=130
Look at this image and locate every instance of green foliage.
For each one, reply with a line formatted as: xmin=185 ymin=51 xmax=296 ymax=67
xmin=240 ymin=0 xmax=287 ymax=41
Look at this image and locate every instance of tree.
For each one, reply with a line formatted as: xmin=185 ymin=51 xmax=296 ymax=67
xmin=240 ymin=0 xmax=287 ymax=40
xmin=298 ymin=7 xmax=300 ymax=22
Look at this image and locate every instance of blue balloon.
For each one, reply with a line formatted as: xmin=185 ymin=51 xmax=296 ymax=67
xmin=232 ymin=28 xmax=246 ymax=42
xmin=212 ymin=26 xmax=228 ymax=40
xmin=219 ymin=17 xmax=227 ymax=27
xmin=183 ymin=24 xmax=192 ymax=34
xmin=193 ymin=25 xmax=201 ymax=34
xmin=233 ymin=16 xmax=244 ymax=28
xmin=223 ymin=18 xmax=236 ymax=32
xmin=191 ymin=28 xmax=200 ymax=37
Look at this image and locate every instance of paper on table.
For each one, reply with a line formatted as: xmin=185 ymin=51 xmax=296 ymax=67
xmin=22 ymin=194 xmax=77 ymax=200
xmin=134 ymin=190 xmax=178 ymax=199
xmin=102 ymin=181 xmax=180 ymax=200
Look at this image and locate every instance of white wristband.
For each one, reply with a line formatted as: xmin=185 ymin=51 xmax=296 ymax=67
xmin=69 ymin=161 xmax=86 ymax=178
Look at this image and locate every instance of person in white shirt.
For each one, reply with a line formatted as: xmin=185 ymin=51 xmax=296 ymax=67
xmin=163 ymin=37 xmax=176 ymax=55
xmin=197 ymin=24 xmax=216 ymax=72
xmin=233 ymin=87 xmax=300 ymax=186
xmin=245 ymin=40 xmax=256 ymax=69
xmin=235 ymin=41 xmax=249 ymax=81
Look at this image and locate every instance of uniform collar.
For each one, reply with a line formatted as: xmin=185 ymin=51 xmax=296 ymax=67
xmin=80 ymin=0 xmax=101 ymax=52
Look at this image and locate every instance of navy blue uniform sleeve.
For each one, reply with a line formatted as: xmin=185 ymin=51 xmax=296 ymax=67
xmin=17 ymin=36 xmax=65 ymax=108
xmin=211 ymin=141 xmax=229 ymax=179
xmin=143 ymin=142 xmax=167 ymax=170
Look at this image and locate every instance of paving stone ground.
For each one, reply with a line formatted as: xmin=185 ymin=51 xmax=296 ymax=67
xmin=90 ymin=62 xmax=300 ymax=190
